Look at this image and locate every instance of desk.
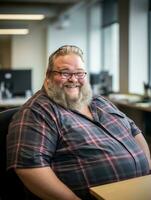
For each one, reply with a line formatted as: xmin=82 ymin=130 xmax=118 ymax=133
xmin=109 ymin=98 xmax=151 ymax=112
xmin=0 ymin=97 xmax=29 ymax=110
xmin=90 ymin=175 xmax=151 ymax=200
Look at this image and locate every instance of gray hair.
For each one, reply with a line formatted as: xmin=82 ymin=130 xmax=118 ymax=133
xmin=46 ymin=45 xmax=84 ymax=77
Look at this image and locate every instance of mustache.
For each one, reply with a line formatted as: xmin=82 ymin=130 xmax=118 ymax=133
xmin=63 ymin=83 xmax=80 ymax=87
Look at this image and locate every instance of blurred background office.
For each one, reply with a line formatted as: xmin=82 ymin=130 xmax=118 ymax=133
xmin=0 ymin=0 xmax=151 ymax=146
xmin=0 ymin=0 xmax=150 ymax=95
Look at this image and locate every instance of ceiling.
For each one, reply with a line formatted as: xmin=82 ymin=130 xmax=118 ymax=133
xmin=0 ymin=0 xmax=86 ymax=30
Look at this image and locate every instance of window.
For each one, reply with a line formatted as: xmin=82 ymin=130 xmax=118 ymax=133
xmin=102 ymin=23 xmax=119 ymax=92
xmin=101 ymin=0 xmax=119 ymax=92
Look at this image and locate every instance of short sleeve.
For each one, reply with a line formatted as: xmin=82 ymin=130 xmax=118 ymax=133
xmin=7 ymin=107 xmax=59 ymax=169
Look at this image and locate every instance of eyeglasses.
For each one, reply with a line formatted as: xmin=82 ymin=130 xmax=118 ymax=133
xmin=50 ymin=70 xmax=87 ymax=79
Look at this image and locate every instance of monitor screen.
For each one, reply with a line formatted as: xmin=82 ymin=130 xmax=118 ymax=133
xmin=0 ymin=69 xmax=32 ymax=97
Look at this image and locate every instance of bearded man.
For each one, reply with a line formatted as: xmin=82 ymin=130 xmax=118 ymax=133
xmin=7 ymin=45 xmax=151 ymax=200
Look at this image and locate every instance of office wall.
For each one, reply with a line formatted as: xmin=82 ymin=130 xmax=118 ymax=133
xmin=0 ymin=36 xmax=11 ymax=69
xmin=11 ymin=26 xmax=46 ymax=93
xmin=89 ymin=2 xmax=102 ymax=74
xmin=129 ymin=0 xmax=148 ymax=94
xmin=46 ymin=7 xmax=88 ymax=69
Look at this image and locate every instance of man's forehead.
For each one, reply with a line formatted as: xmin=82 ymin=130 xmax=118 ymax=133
xmin=53 ymin=58 xmax=85 ymax=71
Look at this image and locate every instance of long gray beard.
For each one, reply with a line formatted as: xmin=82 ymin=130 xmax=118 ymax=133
xmin=46 ymin=81 xmax=93 ymax=111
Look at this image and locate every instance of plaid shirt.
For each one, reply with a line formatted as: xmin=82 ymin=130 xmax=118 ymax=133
xmin=7 ymin=87 xmax=150 ymax=199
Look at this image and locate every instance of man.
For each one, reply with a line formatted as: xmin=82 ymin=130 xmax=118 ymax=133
xmin=7 ymin=45 xmax=151 ymax=200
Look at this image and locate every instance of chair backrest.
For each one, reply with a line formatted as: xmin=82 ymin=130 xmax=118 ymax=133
xmin=0 ymin=107 xmax=42 ymax=200
xmin=0 ymin=107 xmax=20 ymax=171
xmin=0 ymin=107 xmax=27 ymax=200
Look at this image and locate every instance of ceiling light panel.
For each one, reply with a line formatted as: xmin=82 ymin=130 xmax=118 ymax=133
xmin=0 ymin=14 xmax=45 ymax=20
xmin=0 ymin=29 xmax=29 ymax=35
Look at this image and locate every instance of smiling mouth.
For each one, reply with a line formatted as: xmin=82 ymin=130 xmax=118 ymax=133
xmin=64 ymin=84 xmax=80 ymax=88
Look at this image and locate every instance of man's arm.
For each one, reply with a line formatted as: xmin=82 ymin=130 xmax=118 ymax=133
xmin=15 ymin=167 xmax=81 ymax=200
xmin=134 ymin=133 xmax=151 ymax=170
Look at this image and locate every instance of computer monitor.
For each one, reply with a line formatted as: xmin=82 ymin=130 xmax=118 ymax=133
xmin=0 ymin=69 xmax=32 ymax=98
xmin=100 ymin=71 xmax=112 ymax=95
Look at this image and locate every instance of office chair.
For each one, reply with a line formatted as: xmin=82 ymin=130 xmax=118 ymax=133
xmin=0 ymin=107 xmax=26 ymax=199
xmin=0 ymin=107 xmax=41 ymax=200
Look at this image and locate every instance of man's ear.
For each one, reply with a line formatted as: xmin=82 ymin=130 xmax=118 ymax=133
xmin=44 ymin=77 xmax=50 ymax=86
xmin=46 ymin=78 xmax=50 ymax=85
